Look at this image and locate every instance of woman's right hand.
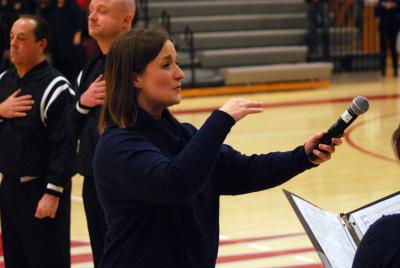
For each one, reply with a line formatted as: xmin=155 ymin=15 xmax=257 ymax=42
xmin=219 ymin=98 xmax=263 ymax=122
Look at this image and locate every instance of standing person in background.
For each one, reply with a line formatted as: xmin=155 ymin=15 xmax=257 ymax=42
xmin=351 ymin=125 xmax=400 ymax=268
xmin=34 ymin=0 xmax=52 ymax=12
xmin=0 ymin=0 xmax=11 ymax=70
xmin=375 ymin=0 xmax=400 ymax=77
xmin=0 ymin=15 xmax=75 ymax=268
xmin=305 ymin=0 xmax=330 ymax=60
xmin=68 ymin=0 xmax=135 ymax=266
xmin=40 ymin=0 xmax=85 ymax=82
xmin=94 ymin=27 xmax=342 ymax=267
xmin=0 ymin=0 xmax=32 ymax=71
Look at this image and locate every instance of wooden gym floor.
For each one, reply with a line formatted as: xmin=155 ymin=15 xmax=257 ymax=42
xmin=2 ymin=72 xmax=400 ymax=267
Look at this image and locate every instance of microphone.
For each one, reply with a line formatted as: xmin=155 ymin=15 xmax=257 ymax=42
xmin=308 ymin=96 xmax=369 ymax=161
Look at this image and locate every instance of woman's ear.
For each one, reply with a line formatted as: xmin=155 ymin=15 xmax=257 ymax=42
xmin=133 ymin=75 xmax=141 ymax=89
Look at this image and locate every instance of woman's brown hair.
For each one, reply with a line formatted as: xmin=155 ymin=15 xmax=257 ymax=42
xmin=392 ymin=125 xmax=400 ymax=159
xmin=99 ymin=27 xmax=171 ymax=133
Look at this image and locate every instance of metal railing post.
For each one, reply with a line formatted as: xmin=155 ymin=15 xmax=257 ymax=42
xmin=184 ymin=26 xmax=196 ymax=88
xmin=161 ymin=10 xmax=171 ymax=33
xmin=138 ymin=0 xmax=149 ymax=28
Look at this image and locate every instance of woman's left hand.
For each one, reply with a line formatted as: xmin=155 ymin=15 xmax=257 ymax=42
xmin=304 ymin=132 xmax=343 ymax=165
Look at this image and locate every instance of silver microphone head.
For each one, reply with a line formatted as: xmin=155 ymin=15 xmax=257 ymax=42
xmin=351 ymin=96 xmax=369 ymax=115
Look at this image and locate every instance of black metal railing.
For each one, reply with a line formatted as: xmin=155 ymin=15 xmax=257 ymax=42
xmin=184 ymin=26 xmax=196 ymax=87
xmin=137 ymin=0 xmax=149 ymax=28
xmin=161 ymin=10 xmax=171 ymax=33
xmin=307 ymin=0 xmax=380 ymax=72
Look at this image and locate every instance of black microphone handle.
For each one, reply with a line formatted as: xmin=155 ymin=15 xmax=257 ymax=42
xmin=307 ymin=111 xmax=358 ymax=161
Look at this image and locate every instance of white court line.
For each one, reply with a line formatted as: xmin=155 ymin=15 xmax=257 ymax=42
xmin=71 ymin=245 xmax=92 ymax=255
xmin=72 ymin=195 xmax=83 ymax=202
xmin=220 ymin=234 xmax=230 ymax=240
xmin=72 ymin=262 xmax=94 ymax=268
xmin=294 ymin=255 xmax=314 ymax=263
xmin=248 ymin=243 xmax=271 ymax=251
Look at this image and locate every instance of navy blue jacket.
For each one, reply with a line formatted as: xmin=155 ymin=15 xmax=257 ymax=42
xmin=352 ymin=214 xmax=400 ymax=268
xmin=94 ymin=108 xmax=315 ymax=268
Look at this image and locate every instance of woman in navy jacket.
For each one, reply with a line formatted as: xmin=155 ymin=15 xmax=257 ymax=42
xmin=93 ymin=28 xmax=342 ymax=268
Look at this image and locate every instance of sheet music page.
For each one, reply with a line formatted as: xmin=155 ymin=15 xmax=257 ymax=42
xmin=292 ymin=196 xmax=356 ymax=268
xmin=350 ymin=194 xmax=400 ymax=236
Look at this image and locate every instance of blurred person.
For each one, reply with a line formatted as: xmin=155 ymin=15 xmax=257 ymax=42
xmin=0 ymin=0 xmax=32 ymax=71
xmin=94 ymin=27 xmax=343 ymax=267
xmin=34 ymin=0 xmax=52 ymax=11
xmin=351 ymin=125 xmax=400 ymax=268
xmin=352 ymin=214 xmax=400 ymax=267
xmin=0 ymin=0 xmax=10 ymax=66
xmin=0 ymin=15 xmax=75 ymax=268
xmin=375 ymin=0 xmax=400 ymax=77
xmin=68 ymin=0 xmax=135 ymax=266
xmin=39 ymin=0 xmax=85 ymax=81
xmin=306 ymin=0 xmax=330 ymax=59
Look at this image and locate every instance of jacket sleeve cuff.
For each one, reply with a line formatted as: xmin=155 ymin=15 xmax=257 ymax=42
xmin=45 ymin=183 xmax=64 ymax=197
xmin=212 ymin=109 xmax=236 ymax=129
xmin=76 ymin=101 xmax=90 ymax=115
xmin=301 ymin=146 xmax=319 ymax=168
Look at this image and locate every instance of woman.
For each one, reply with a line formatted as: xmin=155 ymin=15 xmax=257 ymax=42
xmin=93 ymin=28 xmax=342 ymax=267
xmin=351 ymin=126 xmax=400 ymax=268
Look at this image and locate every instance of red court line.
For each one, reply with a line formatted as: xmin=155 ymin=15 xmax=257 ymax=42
xmin=71 ymin=240 xmax=91 ymax=247
xmin=216 ymin=247 xmax=315 ymax=264
xmin=0 ymin=236 xmax=318 ymax=266
xmin=173 ymin=93 xmax=400 ymax=115
xmin=219 ymin=232 xmax=305 ymax=246
xmin=71 ymin=253 xmax=93 ymax=263
xmin=0 ymin=253 xmax=94 ymax=266
xmin=344 ymin=111 xmax=400 ymax=163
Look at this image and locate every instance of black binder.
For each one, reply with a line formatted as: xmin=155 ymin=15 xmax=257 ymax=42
xmin=283 ymin=189 xmax=400 ymax=268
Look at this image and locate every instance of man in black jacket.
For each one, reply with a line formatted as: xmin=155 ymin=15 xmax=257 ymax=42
xmin=0 ymin=15 xmax=75 ymax=267
xmin=69 ymin=0 xmax=135 ymax=266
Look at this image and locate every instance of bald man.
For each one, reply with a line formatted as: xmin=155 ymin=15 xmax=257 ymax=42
xmin=69 ymin=0 xmax=135 ymax=266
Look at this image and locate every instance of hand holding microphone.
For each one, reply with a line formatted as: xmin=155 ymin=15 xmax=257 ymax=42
xmin=305 ymin=133 xmax=342 ymax=165
xmin=306 ymin=96 xmax=370 ymax=163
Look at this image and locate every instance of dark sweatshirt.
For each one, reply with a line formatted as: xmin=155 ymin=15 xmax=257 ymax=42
xmin=375 ymin=0 xmax=400 ymax=31
xmin=94 ymin=108 xmax=315 ymax=268
xmin=70 ymin=54 xmax=105 ymax=178
xmin=0 ymin=61 xmax=75 ymax=196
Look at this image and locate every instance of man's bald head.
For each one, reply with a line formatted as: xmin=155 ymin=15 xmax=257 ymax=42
xmin=88 ymin=0 xmax=135 ymax=52
xmin=117 ymin=0 xmax=135 ymax=17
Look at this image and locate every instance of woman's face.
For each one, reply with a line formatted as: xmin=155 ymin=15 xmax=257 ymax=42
xmin=135 ymin=40 xmax=184 ymax=117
